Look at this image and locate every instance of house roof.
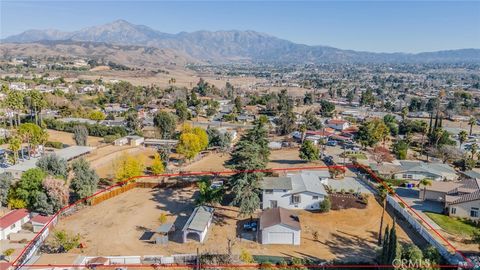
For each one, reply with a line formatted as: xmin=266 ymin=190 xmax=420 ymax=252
xmin=261 ymin=173 xmax=328 ymax=196
xmin=0 ymin=209 xmax=29 ymax=229
xmin=461 ymin=170 xmax=480 ymax=180
xmin=262 ymin=177 xmax=293 ymax=190
xmin=398 ymin=161 xmax=456 ymax=178
xmin=328 ymin=119 xmax=348 ymax=125
xmin=260 ymin=207 xmax=300 ymax=230
xmin=182 ymin=206 xmax=214 ymax=232
xmin=288 ymin=173 xmax=328 ymax=196
xmin=31 ymin=214 xmax=52 ymax=224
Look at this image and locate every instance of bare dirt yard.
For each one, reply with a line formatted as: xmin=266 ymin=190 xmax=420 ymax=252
xmin=47 ymin=129 xmax=103 ymax=147
xmin=42 ymin=186 xmax=411 ymax=263
xmin=87 ymin=146 xmax=158 ymax=178
xmin=182 ymin=148 xmax=327 ymax=174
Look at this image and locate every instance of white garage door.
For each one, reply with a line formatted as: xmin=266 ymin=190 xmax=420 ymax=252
xmin=268 ymin=232 xmax=294 ymax=244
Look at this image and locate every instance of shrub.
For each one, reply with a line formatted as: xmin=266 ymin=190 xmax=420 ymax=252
xmin=103 ymin=134 xmax=121 ymax=143
xmin=45 ymin=141 xmax=64 ymax=149
xmin=240 ymin=249 xmax=254 ymax=263
xmin=319 ymin=197 xmax=331 ymax=213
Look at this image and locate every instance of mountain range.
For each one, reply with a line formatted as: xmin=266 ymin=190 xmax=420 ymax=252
xmin=2 ymin=19 xmax=480 ymax=64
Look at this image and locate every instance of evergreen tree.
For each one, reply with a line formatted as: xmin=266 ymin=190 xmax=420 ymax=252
xmin=225 ymin=121 xmax=270 ymax=217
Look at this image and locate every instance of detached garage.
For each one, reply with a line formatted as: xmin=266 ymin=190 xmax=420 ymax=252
xmin=259 ymin=207 xmax=301 ymax=245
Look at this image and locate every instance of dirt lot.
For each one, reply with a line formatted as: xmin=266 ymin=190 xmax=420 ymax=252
xmin=182 ymin=148 xmax=327 ymax=174
xmin=47 ymin=129 xmax=103 ymax=147
xmin=43 ymin=187 xmax=411 ymax=262
xmin=87 ymin=146 xmax=158 ymax=178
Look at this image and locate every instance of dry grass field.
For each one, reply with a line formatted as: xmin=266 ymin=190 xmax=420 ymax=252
xmin=42 ymin=187 xmax=411 ymax=262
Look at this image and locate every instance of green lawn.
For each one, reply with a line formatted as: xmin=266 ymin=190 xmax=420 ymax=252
xmin=425 ymin=212 xmax=479 ymax=237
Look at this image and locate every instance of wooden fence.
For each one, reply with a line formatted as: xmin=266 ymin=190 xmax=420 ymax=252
xmin=89 ymin=178 xmax=198 ymax=206
xmin=89 ymin=182 xmax=137 ymax=206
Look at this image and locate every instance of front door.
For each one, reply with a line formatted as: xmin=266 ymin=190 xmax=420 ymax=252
xmin=270 ymin=200 xmax=278 ymax=208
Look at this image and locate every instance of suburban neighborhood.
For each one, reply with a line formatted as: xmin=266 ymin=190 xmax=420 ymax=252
xmin=1 ymin=1 xmax=480 ymax=269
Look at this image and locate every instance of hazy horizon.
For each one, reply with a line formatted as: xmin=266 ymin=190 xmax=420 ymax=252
xmin=1 ymin=1 xmax=480 ymax=53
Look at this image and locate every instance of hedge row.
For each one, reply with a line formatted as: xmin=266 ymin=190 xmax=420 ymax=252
xmin=44 ymin=118 xmax=128 ymax=137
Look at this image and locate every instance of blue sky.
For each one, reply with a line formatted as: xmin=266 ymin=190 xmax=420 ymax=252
xmin=1 ymin=1 xmax=479 ymax=53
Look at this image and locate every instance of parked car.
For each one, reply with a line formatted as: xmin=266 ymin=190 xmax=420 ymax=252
xmin=326 ymin=140 xmax=337 ymax=146
xmin=243 ymin=220 xmax=258 ymax=231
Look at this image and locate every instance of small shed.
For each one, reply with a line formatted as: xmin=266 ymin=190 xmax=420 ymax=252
xmin=126 ymin=135 xmax=145 ymax=146
xmin=31 ymin=214 xmax=57 ymax=233
xmin=182 ymin=206 xmax=214 ymax=243
xmin=153 ymin=222 xmax=175 ymax=244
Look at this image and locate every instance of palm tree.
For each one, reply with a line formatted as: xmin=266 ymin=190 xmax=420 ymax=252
xmin=401 ymin=107 xmax=409 ymax=122
xmin=377 ymin=182 xmax=394 ymax=245
xmin=419 ymin=178 xmax=432 ymax=200
xmin=469 ymin=117 xmax=476 ymax=136
xmin=472 ymin=143 xmax=478 ymax=159
xmin=459 ymin=130 xmax=468 ymax=149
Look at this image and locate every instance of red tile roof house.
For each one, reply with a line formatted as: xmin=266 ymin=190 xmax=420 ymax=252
xmin=0 ymin=209 xmax=30 ymax=240
xmin=326 ymin=119 xmax=351 ymax=131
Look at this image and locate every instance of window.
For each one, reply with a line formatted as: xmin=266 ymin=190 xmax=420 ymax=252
xmin=313 ymin=196 xmax=319 ymax=200
xmin=265 ymin=189 xmax=273 ymax=194
xmin=450 ymin=207 xmax=456 ymax=215
xmin=292 ymin=195 xmax=301 ymax=204
xmin=402 ymin=174 xmax=413 ymax=179
xmin=470 ymin=207 xmax=479 ymax=218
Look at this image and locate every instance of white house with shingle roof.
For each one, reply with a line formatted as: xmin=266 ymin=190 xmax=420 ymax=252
xmin=261 ymin=171 xmax=328 ymax=210
xmin=393 ymin=161 xmax=458 ymax=181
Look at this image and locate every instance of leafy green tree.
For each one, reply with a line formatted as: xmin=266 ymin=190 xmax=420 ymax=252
xmin=18 ymin=123 xmax=48 ymax=154
xmin=70 ymin=158 xmax=99 ymax=200
xmin=302 ymin=109 xmax=323 ymax=130
xmin=196 ymin=177 xmax=224 ymax=206
xmin=319 ymin=100 xmax=335 ymax=117
xmin=8 ymin=136 xmax=21 ymax=164
xmin=72 ymin=125 xmax=88 ymax=146
xmin=356 ymin=119 xmax=390 ymax=148
xmin=153 ymin=111 xmax=177 ymax=139
xmin=206 ymin=127 xmax=232 ymax=151
xmin=360 ymin=89 xmax=375 ymax=107
xmin=392 ymin=140 xmax=408 ymax=160
xmin=36 ymin=154 xmax=68 ymax=179
xmin=401 ymin=243 xmax=423 ymax=262
xmin=299 ymin=140 xmax=319 ymax=161
xmin=10 ymin=168 xmax=47 ymax=210
xmin=174 ymin=99 xmax=190 ymax=122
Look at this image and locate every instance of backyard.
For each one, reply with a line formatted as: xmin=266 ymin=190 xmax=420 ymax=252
xmin=35 ymin=184 xmax=412 ymax=264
